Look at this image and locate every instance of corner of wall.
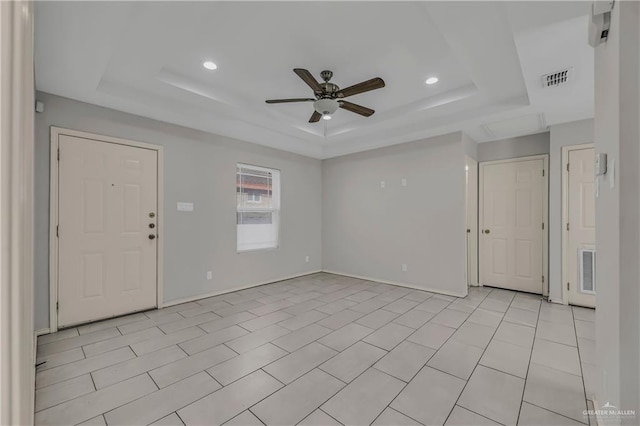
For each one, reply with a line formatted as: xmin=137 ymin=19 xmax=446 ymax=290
xmin=462 ymin=132 xmax=478 ymax=160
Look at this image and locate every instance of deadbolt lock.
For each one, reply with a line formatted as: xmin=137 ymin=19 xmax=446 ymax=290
xmin=149 ymin=212 xmax=155 ymax=218
xmin=149 ymin=234 xmax=156 ymax=240
xmin=484 ymin=229 xmax=491 ymax=234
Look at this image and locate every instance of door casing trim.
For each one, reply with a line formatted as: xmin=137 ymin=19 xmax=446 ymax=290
xmin=49 ymin=126 xmax=164 ymax=332
xmin=478 ymin=154 xmax=549 ymax=296
xmin=561 ymin=143 xmax=595 ymax=306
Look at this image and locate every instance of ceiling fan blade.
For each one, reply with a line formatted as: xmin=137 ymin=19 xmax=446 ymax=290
xmin=294 ymin=68 xmax=323 ymax=93
xmin=339 ymin=100 xmax=375 ymax=117
xmin=337 ymin=77 xmax=385 ymax=98
xmin=265 ymin=98 xmax=315 ymax=104
xmin=309 ymin=111 xmax=322 ymax=123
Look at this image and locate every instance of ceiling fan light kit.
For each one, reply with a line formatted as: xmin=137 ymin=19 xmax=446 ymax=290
xmin=314 ymin=98 xmax=339 ymax=118
xmin=266 ymin=68 xmax=385 ymax=123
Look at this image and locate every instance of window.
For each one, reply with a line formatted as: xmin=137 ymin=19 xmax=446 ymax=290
xmin=237 ymin=164 xmax=280 ymax=251
xmin=247 ymin=193 xmax=262 ymax=203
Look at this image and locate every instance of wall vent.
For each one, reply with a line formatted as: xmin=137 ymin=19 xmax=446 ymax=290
xmin=579 ymin=248 xmax=596 ymax=294
xmin=541 ymin=68 xmax=572 ymax=88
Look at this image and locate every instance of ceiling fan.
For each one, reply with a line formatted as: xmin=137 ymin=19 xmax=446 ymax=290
xmin=266 ymin=69 xmax=385 ymax=123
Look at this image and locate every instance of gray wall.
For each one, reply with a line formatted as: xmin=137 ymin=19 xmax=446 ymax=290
xmin=548 ymin=119 xmax=594 ymax=302
xmin=594 ymin=1 xmax=640 ymax=415
xmin=462 ymin=133 xmax=478 ymax=160
xmin=322 ymin=132 xmax=468 ymax=297
xmin=477 ymin=132 xmax=550 ymax=162
xmin=34 ymin=92 xmax=322 ymax=330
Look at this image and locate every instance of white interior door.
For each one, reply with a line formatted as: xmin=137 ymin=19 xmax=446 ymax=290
xmin=480 ymin=158 xmax=545 ymax=294
xmin=466 ymin=157 xmax=478 ymax=286
xmin=567 ymin=148 xmax=596 ymax=307
xmin=57 ymin=135 xmax=158 ymax=327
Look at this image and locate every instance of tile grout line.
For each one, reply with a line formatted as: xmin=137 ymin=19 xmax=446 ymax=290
xmin=155 ymin=281 xmax=394 ymax=423
xmin=367 ymin=289 xmax=500 ymax=425
xmin=40 ymin=276 xmax=587 ymax=426
xmin=203 ymin=369 xmax=224 ymax=389
xmin=317 ymin=407 xmax=345 ymax=425
xmin=571 ymin=306 xmax=593 ymax=425
xmin=250 ymin=366 xmax=346 ymax=426
xmin=522 ymin=305 xmax=591 ymax=424
xmin=439 ymin=289 xmax=519 ymax=426
xmin=514 ymin=294 xmax=543 ymax=426
xmin=244 ymin=408 xmax=267 ymax=426
xmin=368 ymin=295 xmax=465 ymax=426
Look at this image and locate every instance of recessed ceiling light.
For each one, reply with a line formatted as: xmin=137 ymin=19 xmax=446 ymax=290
xmin=202 ymin=61 xmax=217 ymax=71
xmin=322 ymin=114 xmax=332 ymax=120
xmin=425 ymin=77 xmax=439 ymax=85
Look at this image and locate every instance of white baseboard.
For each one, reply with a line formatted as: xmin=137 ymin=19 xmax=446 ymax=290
xmin=36 ymin=328 xmax=51 ymax=337
xmin=46 ymin=268 xmax=466 ymax=326
xmin=162 ymin=270 xmax=323 ymax=308
xmin=322 ymin=270 xmax=468 ymax=298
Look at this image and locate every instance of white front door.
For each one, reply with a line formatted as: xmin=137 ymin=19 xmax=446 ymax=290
xmin=567 ymin=148 xmax=596 ymax=307
xmin=480 ymin=158 xmax=545 ymax=294
xmin=57 ymin=135 xmax=158 ymax=327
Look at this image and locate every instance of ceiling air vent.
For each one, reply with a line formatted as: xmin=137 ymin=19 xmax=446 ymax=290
xmin=541 ymin=68 xmax=572 ymax=88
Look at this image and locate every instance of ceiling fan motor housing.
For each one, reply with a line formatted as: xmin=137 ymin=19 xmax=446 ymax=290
xmin=320 ymin=82 xmax=340 ymax=95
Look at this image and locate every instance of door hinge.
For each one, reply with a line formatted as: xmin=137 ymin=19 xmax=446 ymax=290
xmin=56 ymin=225 xmax=59 ymax=237
xmin=567 ymin=282 xmax=570 ymax=291
xmin=542 ymin=275 xmax=545 ymax=284
xmin=542 ymin=222 xmax=545 ymax=230
xmin=567 ymin=222 xmax=570 ymax=231
xmin=567 ymin=163 xmax=570 ymax=172
xmin=57 ymin=148 xmax=60 ymax=161
xmin=56 ymin=302 xmax=59 ymax=311
xmin=542 ymin=169 xmax=545 ymax=177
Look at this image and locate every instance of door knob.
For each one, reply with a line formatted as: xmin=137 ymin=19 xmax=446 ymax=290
xmin=148 ymin=234 xmax=156 ymax=240
xmin=149 ymin=223 xmax=155 ymax=229
xmin=484 ymin=229 xmax=490 ymax=234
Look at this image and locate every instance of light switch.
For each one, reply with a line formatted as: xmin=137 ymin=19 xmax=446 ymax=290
xmin=177 ymin=202 xmax=194 ymax=212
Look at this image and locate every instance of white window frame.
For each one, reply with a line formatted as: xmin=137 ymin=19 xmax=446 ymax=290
xmin=247 ymin=193 xmax=262 ymax=204
xmin=236 ymin=163 xmax=281 ymax=252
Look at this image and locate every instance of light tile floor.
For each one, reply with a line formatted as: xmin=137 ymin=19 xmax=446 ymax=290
xmin=35 ymin=273 xmax=596 ymax=426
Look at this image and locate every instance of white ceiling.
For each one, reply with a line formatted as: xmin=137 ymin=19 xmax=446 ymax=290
xmin=35 ymin=1 xmax=594 ymax=159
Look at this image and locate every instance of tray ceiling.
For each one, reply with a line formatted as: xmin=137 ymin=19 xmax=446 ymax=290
xmin=35 ymin=1 xmax=593 ymax=158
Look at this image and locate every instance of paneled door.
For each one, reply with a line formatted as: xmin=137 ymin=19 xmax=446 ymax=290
xmin=567 ymin=148 xmax=596 ymax=307
xmin=480 ymin=158 xmax=545 ymax=294
xmin=57 ymin=134 xmax=158 ymax=327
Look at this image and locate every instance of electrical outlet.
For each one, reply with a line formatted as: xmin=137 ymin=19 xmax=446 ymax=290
xmin=206 ymin=271 xmax=213 ymax=280
xmin=402 ymin=264 xmax=408 ymax=272
xmin=305 ymin=256 xmax=309 ymax=263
